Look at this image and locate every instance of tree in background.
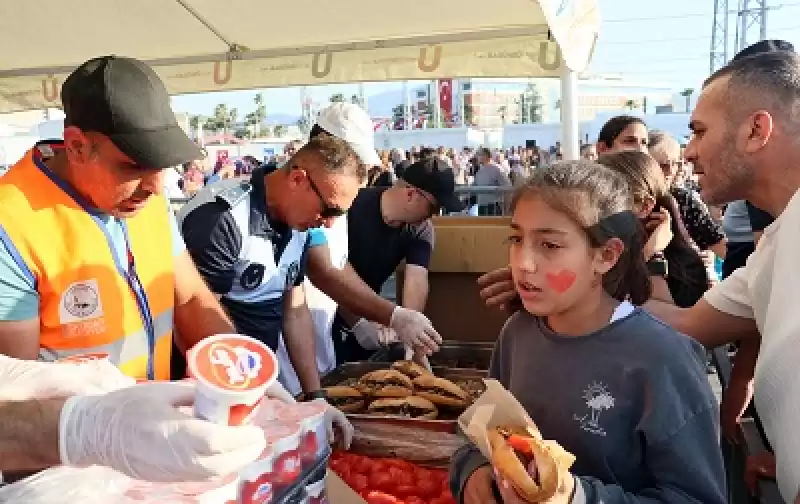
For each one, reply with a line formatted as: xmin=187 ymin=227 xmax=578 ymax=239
xmin=679 ymin=88 xmax=694 ymax=112
xmin=274 ymin=124 xmax=287 ymax=137
xmin=517 ymin=83 xmax=543 ymax=124
xmin=244 ymin=92 xmax=268 ymax=137
xmin=624 ymin=99 xmax=636 ymax=111
xmin=296 ymin=117 xmax=310 ymax=135
xmin=188 ymin=115 xmax=201 ymax=137
xmin=329 ymin=93 xmax=346 ymax=103
xmin=464 ymin=104 xmax=474 ymax=126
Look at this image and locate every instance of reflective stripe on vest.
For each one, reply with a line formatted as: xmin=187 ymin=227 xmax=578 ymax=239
xmin=0 ymin=147 xmax=175 ymax=380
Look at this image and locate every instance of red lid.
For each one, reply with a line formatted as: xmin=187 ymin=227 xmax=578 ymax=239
xmin=191 ymin=336 xmax=277 ymax=392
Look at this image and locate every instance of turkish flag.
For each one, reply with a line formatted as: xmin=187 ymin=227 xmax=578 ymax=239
xmin=439 ymin=79 xmax=453 ymax=115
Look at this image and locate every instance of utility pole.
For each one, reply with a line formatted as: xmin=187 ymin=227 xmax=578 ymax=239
xmin=735 ymin=0 xmax=770 ymax=54
xmin=710 ymin=0 xmax=730 ymax=73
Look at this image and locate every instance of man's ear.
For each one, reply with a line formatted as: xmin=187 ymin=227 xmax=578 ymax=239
xmin=62 ymin=127 xmax=92 ymax=164
xmin=285 ymin=166 xmax=307 ymax=189
xmin=594 ymin=237 xmax=625 ymax=275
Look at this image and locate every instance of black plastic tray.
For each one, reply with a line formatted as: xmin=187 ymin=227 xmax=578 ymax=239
xmin=276 ymin=447 xmax=330 ymax=503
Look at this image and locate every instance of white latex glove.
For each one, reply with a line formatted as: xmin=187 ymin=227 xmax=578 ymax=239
xmin=312 ymin=398 xmax=354 ymax=449
xmin=403 ymin=345 xmax=432 ymax=371
xmin=264 ymin=380 xmax=297 ymax=403
xmin=0 ymin=355 xmax=136 ymax=401
xmin=351 ymin=318 xmax=382 ymax=350
xmin=388 ymin=306 xmax=442 ymax=355
xmin=59 ymin=381 xmax=267 ymax=482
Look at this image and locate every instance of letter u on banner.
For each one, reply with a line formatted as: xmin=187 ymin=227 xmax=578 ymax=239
xmin=538 ymin=41 xmax=561 ymax=71
xmin=311 ymin=52 xmax=333 ymax=78
xmin=213 ymin=60 xmax=233 ymax=85
xmin=42 ymin=77 xmax=59 ymax=103
xmin=418 ymin=46 xmax=442 ymax=73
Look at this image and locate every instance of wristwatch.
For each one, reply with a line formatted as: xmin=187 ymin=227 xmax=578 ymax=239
xmin=299 ymin=390 xmax=327 ymax=402
xmin=647 ymin=253 xmax=668 ymax=277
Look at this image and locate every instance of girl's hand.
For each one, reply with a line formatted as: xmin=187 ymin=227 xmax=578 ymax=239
xmin=643 ymin=209 xmax=673 ymax=260
xmin=495 ymin=466 xmax=577 ymax=504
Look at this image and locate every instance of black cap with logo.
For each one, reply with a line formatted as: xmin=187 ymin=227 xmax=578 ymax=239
xmin=401 ymin=157 xmax=464 ymax=213
xmin=62 ymin=56 xmax=202 ymax=169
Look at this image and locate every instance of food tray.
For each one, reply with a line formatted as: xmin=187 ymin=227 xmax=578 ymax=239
xmin=428 ymin=341 xmax=495 ymax=371
xmin=321 ymin=361 xmax=487 ymax=433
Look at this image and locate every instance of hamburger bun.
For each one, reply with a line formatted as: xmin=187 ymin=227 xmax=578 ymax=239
xmin=391 ymin=360 xmax=432 ymax=379
xmin=357 ymin=369 xmax=413 ymax=398
xmin=412 ymin=374 xmax=469 ymax=407
xmin=367 ymin=396 xmax=438 ymax=419
xmin=324 ymin=386 xmax=365 ymax=413
xmin=487 ymin=425 xmax=575 ymax=502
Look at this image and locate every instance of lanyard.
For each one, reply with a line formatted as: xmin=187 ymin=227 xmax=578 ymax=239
xmin=121 ymin=226 xmax=157 ymax=380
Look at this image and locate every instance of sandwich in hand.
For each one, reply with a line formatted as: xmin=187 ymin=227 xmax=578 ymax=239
xmin=391 ymin=360 xmax=432 ymax=379
xmin=324 ymin=386 xmax=365 ymax=413
xmin=488 ymin=425 xmax=576 ymax=502
xmin=412 ymin=375 xmax=469 ymax=408
xmin=357 ymin=369 xmax=413 ymax=398
xmin=367 ymin=396 xmax=438 ymax=419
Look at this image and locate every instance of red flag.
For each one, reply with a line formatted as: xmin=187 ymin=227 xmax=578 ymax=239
xmin=439 ymin=79 xmax=453 ymax=115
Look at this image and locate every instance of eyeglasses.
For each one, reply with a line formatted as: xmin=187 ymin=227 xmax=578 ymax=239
xmin=306 ymin=172 xmax=346 ymax=218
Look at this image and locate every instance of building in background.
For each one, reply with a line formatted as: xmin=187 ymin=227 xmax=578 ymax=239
xmin=367 ymin=76 xmax=677 ymax=129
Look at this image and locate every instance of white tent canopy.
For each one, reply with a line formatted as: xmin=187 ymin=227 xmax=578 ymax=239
xmin=0 ymin=0 xmax=600 ymax=114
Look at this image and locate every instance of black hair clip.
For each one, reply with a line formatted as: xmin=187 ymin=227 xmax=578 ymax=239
xmin=589 ymin=211 xmax=639 ymax=242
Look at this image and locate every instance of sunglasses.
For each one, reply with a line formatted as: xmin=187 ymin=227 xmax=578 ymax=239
xmin=306 ymin=172 xmax=346 ymax=218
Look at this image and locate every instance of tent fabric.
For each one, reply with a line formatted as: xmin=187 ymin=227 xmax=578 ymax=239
xmin=0 ymin=0 xmax=600 ymax=114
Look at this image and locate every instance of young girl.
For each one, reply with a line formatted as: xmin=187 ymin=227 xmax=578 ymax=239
xmin=450 ymin=160 xmax=725 ymax=504
xmin=597 ymin=151 xmax=709 ymax=308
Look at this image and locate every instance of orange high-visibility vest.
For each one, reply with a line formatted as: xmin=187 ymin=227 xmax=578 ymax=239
xmin=0 ymin=144 xmax=175 ymax=380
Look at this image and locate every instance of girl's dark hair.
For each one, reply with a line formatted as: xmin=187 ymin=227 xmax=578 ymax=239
xmin=510 ymin=160 xmax=652 ymax=304
xmin=597 ymin=115 xmax=646 ymax=149
xmin=597 ymin=151 xmax=708 ymax=303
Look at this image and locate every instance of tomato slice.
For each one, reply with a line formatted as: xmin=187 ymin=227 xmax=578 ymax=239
xmin=365 ymin=490 xmax=401 ymax=504
xmin=507 ymin=435 xmax=534 ymax=456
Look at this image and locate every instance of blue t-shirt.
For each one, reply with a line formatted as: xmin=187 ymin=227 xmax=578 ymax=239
xmin=307 ymin=227 xmax=329 ymax=248
xmin=0 ymin=203 xmax=186 ymax=321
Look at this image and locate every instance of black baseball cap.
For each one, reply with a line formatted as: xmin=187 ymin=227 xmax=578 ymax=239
xmin=62 ymin=56 xmax=203 ymax=169
xmin=402 ymin=158 xmax=464 ymax=213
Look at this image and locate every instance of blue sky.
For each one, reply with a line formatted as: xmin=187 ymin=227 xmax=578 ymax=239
xmin=171 ymin=0 xmax=800 ymax=118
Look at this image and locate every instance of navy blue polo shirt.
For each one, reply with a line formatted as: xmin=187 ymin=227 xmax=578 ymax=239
xmin=179 ymin=167 xmax=309 ymax=350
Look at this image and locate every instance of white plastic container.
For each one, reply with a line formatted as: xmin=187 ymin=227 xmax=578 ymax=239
xmin=187 ymin=334 xmax=279 ymax=425
xmin=239 ymin=423 xmax=302 ymax=504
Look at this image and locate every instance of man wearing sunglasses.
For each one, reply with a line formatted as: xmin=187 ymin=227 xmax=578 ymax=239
xmin=178 ymin=132 xmax=363 ymax=401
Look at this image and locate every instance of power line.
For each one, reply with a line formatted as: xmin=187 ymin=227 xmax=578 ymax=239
xmin=598 ymin=25 xmax=800 ymax=46
xmin=603 ymin=3 xmax=800 ymax=24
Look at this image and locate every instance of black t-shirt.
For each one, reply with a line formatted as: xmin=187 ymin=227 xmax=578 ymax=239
xmin=346 ymin=187 xmax=435 ymax=293
xmin=180 ymin=168 xmax=309 ymax=350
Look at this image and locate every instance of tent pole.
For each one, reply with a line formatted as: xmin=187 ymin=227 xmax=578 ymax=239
xmin=559 ymin=66 xmax=579 ymax=160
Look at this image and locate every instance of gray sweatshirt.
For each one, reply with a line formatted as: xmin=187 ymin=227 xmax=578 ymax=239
xmin=449 ymin=308 xmax=726 ymax=504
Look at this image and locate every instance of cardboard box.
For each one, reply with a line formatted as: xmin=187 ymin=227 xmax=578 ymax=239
xmin=398 ymin=217 xmax=512 ymax=343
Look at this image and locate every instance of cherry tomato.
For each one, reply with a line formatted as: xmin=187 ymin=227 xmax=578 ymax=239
xmin=356 ymin=457 xmax=374 ymax=474
xmin=396 ymin=470 xmax=415 ymax=487
xmin=405 ymin=496 xmax=426 ymax=504
xmin=394 ymin=485 xmax=418 ymax=497
xmin=365 ymin=490 xmax=402 ymax=504
xmin=350 ymin=473 xmax=369 ymax=493
xmin=337 ymin=465 xmax=352 ymax=481
xmin=414 ymin=467 xmax=432 ymax=481
xmin=370 ymin=472 xmax=395 ymax=492
xmin=415 ymin=479 xmax=439 ymax=498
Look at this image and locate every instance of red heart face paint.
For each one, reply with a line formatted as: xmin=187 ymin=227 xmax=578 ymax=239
xmin=545 ymin=269 xmax=576 ymax=293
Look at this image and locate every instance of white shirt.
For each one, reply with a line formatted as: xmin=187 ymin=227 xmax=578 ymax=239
xmin=704 ymin=189 xmax=800 ymax=502
xmin=276 ymin=215 xmax=349 ymax=396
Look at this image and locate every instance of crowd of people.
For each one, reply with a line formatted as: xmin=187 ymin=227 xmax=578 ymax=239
xmin=0 ymin=38 xmax=797 ymax=504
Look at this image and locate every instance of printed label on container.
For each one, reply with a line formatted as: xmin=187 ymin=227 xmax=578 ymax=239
xmin=58 ymin=352 xmax=110 ymax=363
xmin=193 ymin=338 xmax=276 ymax=391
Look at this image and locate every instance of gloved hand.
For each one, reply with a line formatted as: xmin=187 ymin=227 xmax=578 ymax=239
xmin=312 ymin=398 xmax=354 ymax=449
xmin=59 ymin=381 xmax=267 ymax=482
xmin=0 ymin=355 xmax=136 ymax=401
xmin=351 ymin=319 xmax=383 ymax=350
xmin=264 ymin=380 xmax=297 ymax=403
xmin=389 ymin=306 xmax=442 ymax=355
